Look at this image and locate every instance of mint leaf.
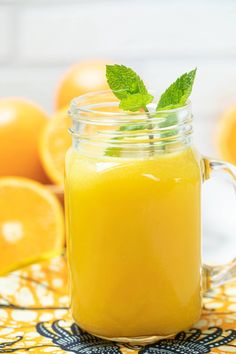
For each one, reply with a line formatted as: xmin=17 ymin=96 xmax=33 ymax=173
xmin=104 ymin=147 xmax=122 ymax=157
xmin=120 ymin=123 xmax=146 ymax=131
xmin=157 ymin=68 xmax=196 ymax=111
xmin=106 ymin=64 xmax=148 ymax=98
xmin=119 ymin=93 xmax=153 ymax=112
xmin=106 ymin=64 xmax=153 ymax=111
xmin=104 ymin=136 xmax=123 ymax=157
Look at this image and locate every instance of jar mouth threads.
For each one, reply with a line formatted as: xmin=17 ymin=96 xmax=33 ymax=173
xmin=69 ymin=90 xmax=191 ymax=121
xmin=68 ymin=90 xmax=193 ymax=158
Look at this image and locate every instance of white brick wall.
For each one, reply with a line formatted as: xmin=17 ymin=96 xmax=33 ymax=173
xmin=0 ymin=0 xmax=236 ymax=157
xmin=0 ymin=8 xmax=11 ymax=61
xmin=13 ymin=1 xmax=236 ymax=62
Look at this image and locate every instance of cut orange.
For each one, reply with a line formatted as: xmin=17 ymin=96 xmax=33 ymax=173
xmin=39 ymin=108 xmax=71 ymax=185
xmin=55 ymin=60 xmax=109 ymax=110
xmin=0 ymin=177 xmax=64 ymax=275
xmin=216 ymin=106 xmax=236 ymax=163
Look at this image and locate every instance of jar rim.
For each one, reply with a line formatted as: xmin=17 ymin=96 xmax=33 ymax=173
xmin=69 ymin=90 xmax=193 ymax=156
xmin=69 ymin=90 xmax=192 ymax=119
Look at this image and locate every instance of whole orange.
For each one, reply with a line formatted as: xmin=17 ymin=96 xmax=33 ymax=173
xmin=55 ymin=60 xmax=109 ymax=110
xmin=0 ymin=98 xmax=49 ymax=182
xmin=216 ymin=106 xmax=236 ymax=164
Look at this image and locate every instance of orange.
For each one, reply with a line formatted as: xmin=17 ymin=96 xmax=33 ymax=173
xmin=0 ymin=98 xmax=49 ymax=183
xmin=55 ymin=60 xmax=109 ymax=110
xmin=39 ymin=108 xmax=71 ymax=185
xmin=0 ymin=177 xmax=64 ymax=275
xmin=39 ymin=107 xmax=116 ymax=185
xmin=216 ymin=106 xmax=236 ymax=163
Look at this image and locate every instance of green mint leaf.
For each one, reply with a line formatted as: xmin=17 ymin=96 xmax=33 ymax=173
xmin=104 ymin=147 xmax=122 ymax=157
xmin=157 ymin=68 xmax=196 ymax=111
xmin=104 ymin=123 xmax=147 ymax=157
xmin=119 ymin=93 xmax=153 ymax=112
xmin=106 ymin=64 xmax=149 ymax=99
xmin=106 ymin=64 xmax=153 ymax=111
xmin=104 ymin=136 xmax=123 ymax=157
xmin=120 ymin=123 xmax=146 ymax=131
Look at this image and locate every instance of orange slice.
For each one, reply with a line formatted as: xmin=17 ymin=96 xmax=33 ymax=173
xmin=39 ymin=108 xmax=71 ymax=185
xmin=216 ymin=106 xmax=236 ymax=163
xmin=0 ymin=177 xmax=64 ymax=275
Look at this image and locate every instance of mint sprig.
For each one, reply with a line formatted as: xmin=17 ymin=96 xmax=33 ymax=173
xmin=106 ymin=64 xmax=153 ymax=111
xmin=156 ymin=68 xmax=196 ymax=111
xmin=104 ymin=65 xmax=197 ymax=157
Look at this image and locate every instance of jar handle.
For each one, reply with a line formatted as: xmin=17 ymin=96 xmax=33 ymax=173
xmin=202 ymin=157 xmax=236 ymax=291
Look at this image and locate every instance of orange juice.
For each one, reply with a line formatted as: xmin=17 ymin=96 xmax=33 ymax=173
xmin=65 ymin=146 xmax=202 ymax=339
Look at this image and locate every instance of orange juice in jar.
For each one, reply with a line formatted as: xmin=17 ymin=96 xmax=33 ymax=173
xmin=65 ymin=90 xmax=236 ymax=344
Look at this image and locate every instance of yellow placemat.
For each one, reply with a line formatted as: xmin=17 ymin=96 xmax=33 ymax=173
xmin=0 ymin=256 xmax=236 ymax=353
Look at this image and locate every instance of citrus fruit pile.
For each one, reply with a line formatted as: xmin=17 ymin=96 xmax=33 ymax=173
xmin=0 ymin=60 xmax=109 ymax=275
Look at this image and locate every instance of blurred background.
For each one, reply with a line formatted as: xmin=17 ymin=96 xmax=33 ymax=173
xmin=0 ymin=0 xmax=236 ymax=271
xmin=1 ymin=0 xmax=236 ymax=154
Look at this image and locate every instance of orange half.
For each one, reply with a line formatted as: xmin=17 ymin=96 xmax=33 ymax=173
xmin=0 ymin=177 xmax=64 ymax=275
xmin=39 ymin=108 xmax=71 ymax=185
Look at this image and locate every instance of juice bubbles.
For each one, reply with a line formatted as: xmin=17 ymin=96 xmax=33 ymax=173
xmin=65 ymin=145 xmax=202 ymax=339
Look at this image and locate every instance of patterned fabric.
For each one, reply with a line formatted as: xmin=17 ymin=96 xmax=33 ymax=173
xmin=0 ymin=256 xmax=236 ymax=353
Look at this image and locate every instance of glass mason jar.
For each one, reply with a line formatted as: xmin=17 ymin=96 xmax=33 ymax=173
xmin=65 ymin=90 xmax=236 ymax=345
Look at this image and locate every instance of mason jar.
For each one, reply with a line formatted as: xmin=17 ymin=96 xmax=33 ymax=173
xmin=65 ymin=90 xmax=236 ymax=344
